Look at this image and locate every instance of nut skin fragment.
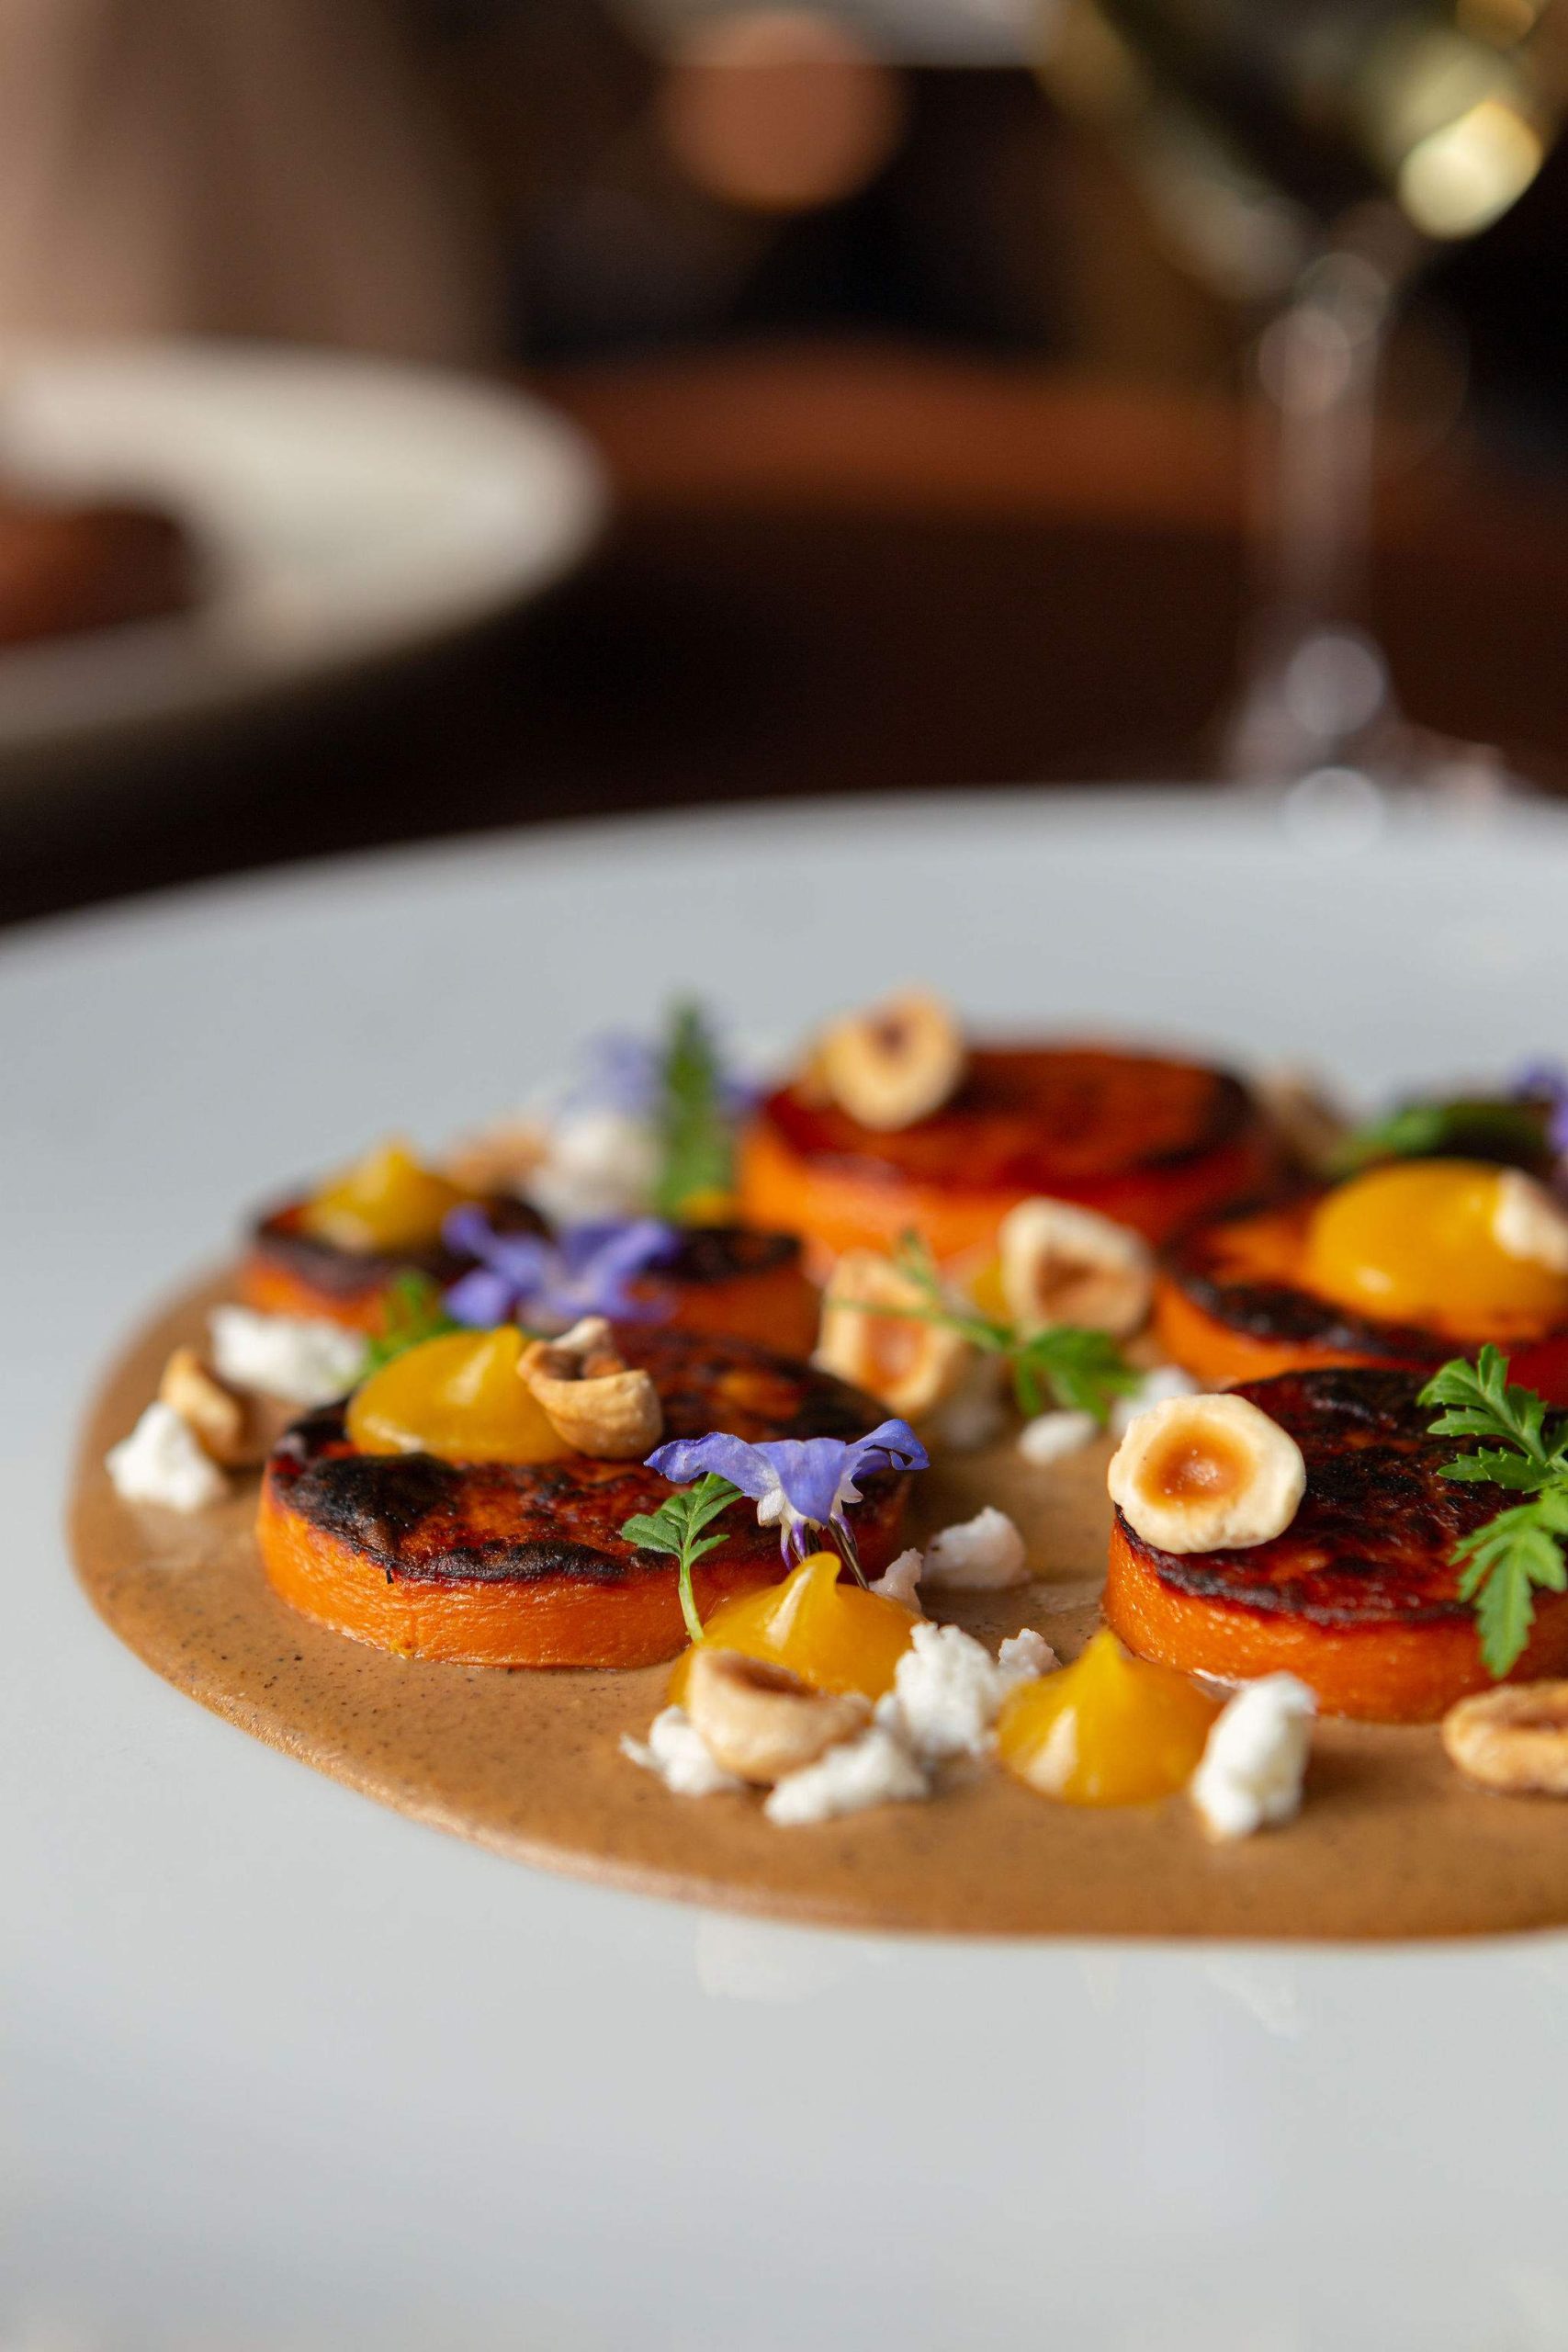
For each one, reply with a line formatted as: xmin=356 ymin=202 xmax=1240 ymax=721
xmin=442 ymin=1119 xmax=547 ymax=1197
xmin=1442 ymin=1681 xmax=1568 ymax=1795
xmin=519 ymin=1317 xmax=664 ymax=1459
xmin=999 ymin=1196 xmax=1153 ymax=1338
xmin=157 ymin=1345 xmax=261 ymax=1467
xmin=683 ymin=1648 xmax=870 ymax=1782
xmin=814 ymin=989 xmax=966 ymax=1131
xmin=1493 ymin=1170 xmax=1568 ymax=1274
xmin=1108 ymin=1392 xmax=1305 ymax=1555
xmin=813 ymin=1249 xmax=973 ymax=1417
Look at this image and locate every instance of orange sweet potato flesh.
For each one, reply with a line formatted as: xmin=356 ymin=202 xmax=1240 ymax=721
xmin=1104 ymin=1365 xmax=1568 ymax=1721
xmin=257 ymin=1325 xmax=906 ymax=1668
xmin=1156 ymin=1196 xmax=1568 ymax=1403
xmin=740 ymin=1044 xmax=1280 ymax=1261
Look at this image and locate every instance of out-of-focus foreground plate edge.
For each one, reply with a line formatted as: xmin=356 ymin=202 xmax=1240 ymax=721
xmin=6 ymin=786 xmax=1568 ymax=2352
xmin=0 ymin=338 xmax=607 ymax=779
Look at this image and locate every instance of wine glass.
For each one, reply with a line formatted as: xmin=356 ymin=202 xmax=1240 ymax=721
xmin=1040 ymin=0 xmax=1564 ymax=810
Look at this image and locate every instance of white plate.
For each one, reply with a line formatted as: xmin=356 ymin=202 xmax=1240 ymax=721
xmin=0 ymin=341 xmax=606 ymax=775
xmin=6 ymin=788 xmax=1568 ymax=2352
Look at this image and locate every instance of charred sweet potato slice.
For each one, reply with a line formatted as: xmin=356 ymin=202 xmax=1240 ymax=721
xmin=259 ymin=1325 xmax=908 ymax=1668
xmin=1105 ymin=1366 xmax=1568 ymax=1720
xmin=1156 ymin=1195 xmax=1568 ymax=1402
xmin=623 ymin=1225 xmax=818 ymax=1357
xmin=238 ymin=1191 xmax=545 ymax=1331
xmin=739 ymin=1043 xmax=1280 ymax=1261
xmin=242 ymin=1195 xmax=818 ymax=1352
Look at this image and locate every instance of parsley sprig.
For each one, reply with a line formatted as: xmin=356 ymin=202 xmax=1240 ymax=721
xmin=621 ymin=1473 xmax=741 ymax=1645
xmin=848 ymin=1233 xmax=1141 ymax=1426
xmin=1420 ymin=1346 xmax=1568 ymax=1678
xmin=653 ymin=1001 xmax=738 ymax=1219
xmin=359 ymin=1272 xmax=459 ymax=1379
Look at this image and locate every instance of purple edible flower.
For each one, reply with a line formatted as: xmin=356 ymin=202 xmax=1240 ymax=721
xmin=645 ymin=1420 xmax=928 ymax=1578
xmin=567 ymin=1032 xmax=664 ymax=1120
xmin=1515 ymin=1061 xmax=1568 ymax=1159
xmin=565 ymin=1013 xmax=754 ymax=1122
xmin=443 ymin=1208 xmax=679 ymax=1331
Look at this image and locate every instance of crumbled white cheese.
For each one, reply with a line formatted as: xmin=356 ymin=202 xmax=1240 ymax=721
xmin=927 ymin=1359 xmax=1008 ymax=1453
xmin=763 ymin=1722 xmax=929 ymax=1825
xmin=526 ymin=1108 xmax=661 ymax=1226
xmin=998 ymin=1628 xmax=1057 ymax=1684
xmin=208 ymin=1305 xmax=365 ymax=1406
xmin=922 ymin=1505 xmax=1028 ymax=1589
xmin=621 ymin=1706 xmax=743 ymax=1798
xmin=106 ymin=1402 xmax=228 ymax=1512
xmin=1110 ymin=1363 xmax=1198 ymax=1438
xmin=887 ymin=1620 xmax=1058 ymax=1762
xmin=1017 ymin=1408 xmax=1099 ymax=1467
xmin=869 ymin=1547 xmax=924 ymax=1610
xmin=1190 ymin=1673 xmax=1316 ymax=1841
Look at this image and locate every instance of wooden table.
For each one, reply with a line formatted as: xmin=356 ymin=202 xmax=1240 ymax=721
xmin=5 ymin=342 xmax=1568 ymax=930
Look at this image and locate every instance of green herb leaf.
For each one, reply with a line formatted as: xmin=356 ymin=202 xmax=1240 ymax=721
xmin=621 ymin=1472 xmax=741 ymax=1645
xmin=1423 ymin=1347 xmax=1568 ymax=1676
xmin=849 ymin=1228 xmax=1137 ymax=1428
xmin=1332 ymin=1098 xmax=1550 ymax=1180
xmin=653 ymin=1001 xmax=737 ymax=1219
xmin=359 ymin=1272 xmax=459 ymax=1379
xmin=1011 ymin=1325 xmax=1145 ymax=1422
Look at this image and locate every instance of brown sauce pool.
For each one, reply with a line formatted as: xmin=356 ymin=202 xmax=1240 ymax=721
xmin=66 ymin=1272 xmax=1568 ymax=1939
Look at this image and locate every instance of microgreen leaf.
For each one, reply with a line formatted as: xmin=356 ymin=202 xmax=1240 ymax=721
xmin=1011 ymin=1326 xmax=1145 ymax=1421
xmin=1331 ymin=1098 xmax=1551 ymax=1180
xmin=359 ymin=1273 xmax=459 ymax=1379
xmin=851 ymin=1229 xmax=1137 ymax=1428
xmin=1421 ymin=1348 xmax=1568 ymax=1677
xmin=621 ymin=1472 xmax=741 ymax=1645
xmin=653 ymin=1002 xmax=738 ymax=1220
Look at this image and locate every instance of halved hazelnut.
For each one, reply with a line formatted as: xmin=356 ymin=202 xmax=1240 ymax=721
xmin=520 ymin=1317 xmax=664 ymax=1458
xmin=813 ymin=1250 xmax=973 ymax=1417
xmin=157 ymin=1345 xmax=262 ymax=1468
xmin=1108 ymin=1393 xmax=1305 ymax=1554
xmin=683 ymin=1648 xmax=870 ymax=1782
xmin=1256 ymin=1065 xmax=1351 ymax=1182
xmin=998 ymin=1197 xmax=1153 ymax=1337
xmin=814 ymin=989 xmax=965 ymax=1131
xmin=1493 ymin=1170 xmax=1568 ymax=1274
xmin=1442 ymin=1681 xmax=1568 ymax=1796
xmin=442 ymin=1118 xmax=547 ymax=1197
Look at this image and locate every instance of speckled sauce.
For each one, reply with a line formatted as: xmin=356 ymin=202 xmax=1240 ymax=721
xmin=67 ymin=1272 xmax=1568 ymax=1939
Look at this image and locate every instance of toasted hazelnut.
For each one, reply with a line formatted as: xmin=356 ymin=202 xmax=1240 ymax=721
xmin=814 ymin=989 xmax=965 ymax=1131
xmin=442 ymin=1119 xmax=547 ymax=1197
xmin=1493 ymin=1170 xmax=1568 ymax=1274
xmin=520 ymin=1317 xmax=663 ymax=1458
xmin=813 ymin=1250 xmax=973 ymax=1417
xmin=1442 ymin=1681 xmax=1568 ymax=1796
xmin=1108 ymin=1393 xmax=1305 ymax=1554
xmin=999 ymin=1197 xmax=1153 ymax=1338
xmin=157 ymin=1345 xmax=261 ymax=1467
xmin=683 ymin=1648 xmax=870 ymax=1782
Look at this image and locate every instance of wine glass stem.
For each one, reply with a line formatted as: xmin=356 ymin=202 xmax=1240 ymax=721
xmin=1224 ymin=246 xmax=1398 ymax=786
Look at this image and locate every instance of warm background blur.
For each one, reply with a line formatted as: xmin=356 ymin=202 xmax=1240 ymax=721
xmin=6 ymin=0 xmax=1568 ymax=924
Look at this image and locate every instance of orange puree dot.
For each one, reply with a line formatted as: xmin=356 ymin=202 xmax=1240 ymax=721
xmin=1304 ymin=1159 xmax=1568 ymax=1340
xmin=346 ymin=1329 xmax=570 ymax=1464
xmin=669 ymin=1550 xmax=917 ymax=1702
xmin=998 ymin=1629 xmax=1217 ymax=1806
xmin=299 ymin=1138 xmax=470 ymax=1254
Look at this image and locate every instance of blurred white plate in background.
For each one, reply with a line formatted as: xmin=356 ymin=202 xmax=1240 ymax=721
xmin=7 ymin=787 xmax=1568 ymax=2351
xmin=0 ymin=339 xmax=607 ymax=775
